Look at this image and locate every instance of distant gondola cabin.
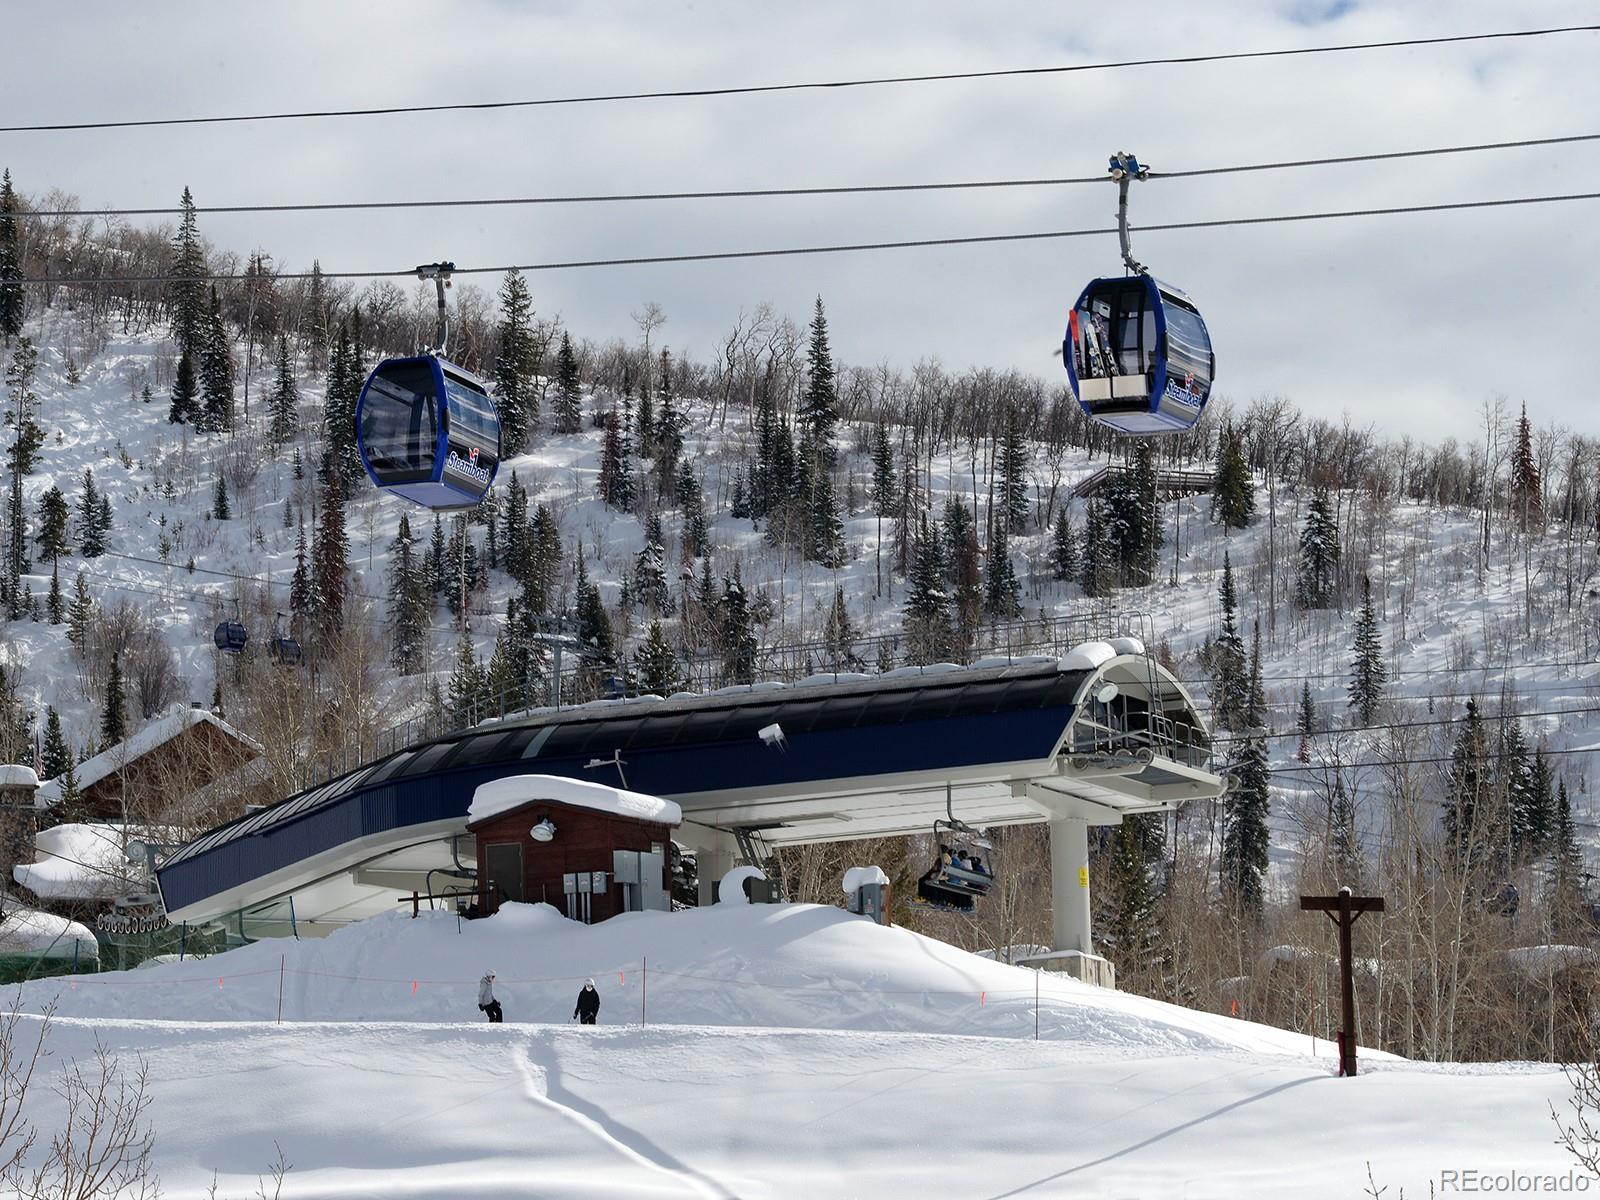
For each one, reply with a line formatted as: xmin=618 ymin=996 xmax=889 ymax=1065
xmin=466 ymin=775 xmax=680 ymax=923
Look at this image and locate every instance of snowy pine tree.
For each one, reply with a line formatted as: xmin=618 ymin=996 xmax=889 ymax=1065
xmin=1221 ymin=735 xmax=1270 ymax=914
xmin=552 ymin=331 xmax=582 ymax=434
xmin=1443 ymin=700 xmax=1492 ymax=867
xmin=100 ymin=654 xmax=127 ymax=746
xmin=904 ymin=517 xmax=952 ymax=664
xmin=633 ymin=515 xmax=674 ymax=616
xmin=168 ymin=350 xmax=200 ymax=425
xmin=198 ymin=287 xmax=234 ymax=432
xmin=998 ymin=402 xmax=1031 ymax=534
xmin=982 ymin=527 xmax=1021 ymax=621
xmin=1296 ymin=681 xmax=1315 ymax=763
xmin=311 ymin=465 xmax=349 ymax=639
xmin=1210 ymin=422 xmax=1254 ymax=530
xmin=1346 ymin=575 xmax=1385 ymax=724
xmin=1050 ymin=508 xmax=1078 ymax=582
xmin=1296 ymin=488 xmax=1339 ymax=609
xmin=494 ymin=268 xmax=538 ymax=453
xmin=39 ymin=705 xmax=70 ymax=781
xmin=636 ymin=619 xmax=681 ymax=697
xmin=169 ymin=187 xmax=207 ymax=359
xmin=0 ymin=171 xmax=22 ymax=342
xmin=268 ymin=333 xmax=299 ymax=445
xmin=1209 ymin=552 xmax=1249 ymax=731
xmin=388 ymin=513 xmax=429 ymax=674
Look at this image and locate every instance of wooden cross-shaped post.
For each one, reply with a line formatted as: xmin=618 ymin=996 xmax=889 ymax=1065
xmin=1300 ymin=886 xmax=1385 ymax=1077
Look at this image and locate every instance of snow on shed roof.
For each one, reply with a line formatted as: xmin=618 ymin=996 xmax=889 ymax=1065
xmin=468 ymin=774 xmax=682 ymax=827
xmin=14 ymin=822 xmax=137 ymax=901
xmin=0 ymin=904 xmax=97 ymax=960
xmin=36 ymin=707 xmax=263 ymax=807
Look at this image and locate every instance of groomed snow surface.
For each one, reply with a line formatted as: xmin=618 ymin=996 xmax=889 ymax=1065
xmin=6 ymin=902 xmax=1578 ymax=1198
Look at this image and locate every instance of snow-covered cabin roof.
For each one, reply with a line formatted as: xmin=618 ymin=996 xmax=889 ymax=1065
xmin=13 ymin=822 xmax=137 ymax=901
xmin=468 ymin=774 xmax=682 ymax=828
xmin=36 ymin=707 xmax=263 ymax=808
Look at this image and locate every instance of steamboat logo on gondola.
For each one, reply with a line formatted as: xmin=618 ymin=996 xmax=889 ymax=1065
xmin=443 ymin=448 xmax=492 ymax=485
xmin=1163 ymin=373 xmax=1203 ymax=409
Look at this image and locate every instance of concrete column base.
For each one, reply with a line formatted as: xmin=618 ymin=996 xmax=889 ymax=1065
xmin=681 ymin=822 xmax=739 ymax=906
xmin=1016 ymin=950 xmax=1117 ymax=990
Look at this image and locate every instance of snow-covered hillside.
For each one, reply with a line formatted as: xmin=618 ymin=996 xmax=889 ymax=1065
xmin=5 ymin=902 xmax=1573 ymax=1198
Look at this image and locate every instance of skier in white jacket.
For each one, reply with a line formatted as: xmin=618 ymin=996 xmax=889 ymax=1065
xmin=478 ymin=971 xmax=503 ymax=1023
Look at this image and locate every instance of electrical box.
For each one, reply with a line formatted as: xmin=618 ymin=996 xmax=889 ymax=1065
xmin=577 ymin=873 xmax=592 ymax=894
xmin=562 ymin=873 xmax=577 ymax=895
xmin=612 ymin=850 xmax=641 ymax=885
xmin=590 ymin=871 xmax=608 ymax=893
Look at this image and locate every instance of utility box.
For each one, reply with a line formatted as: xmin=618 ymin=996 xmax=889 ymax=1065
xmin=613 ymin=850 xmax=668 ymax=913
xmin=843 ymin=865 xmax=892 ymax=926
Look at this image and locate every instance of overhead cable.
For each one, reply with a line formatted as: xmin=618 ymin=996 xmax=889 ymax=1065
xmin=2 ymin=24 xmax=1593 ymax=134
xmin=14 ymin=188 xmax=1600 ymax=286
xmin=16 ymin=131 xmax=1600 ymax=220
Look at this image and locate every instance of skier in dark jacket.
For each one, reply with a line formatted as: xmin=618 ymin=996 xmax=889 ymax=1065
xmin=573 ymin=978 xmax=600 ymax=1025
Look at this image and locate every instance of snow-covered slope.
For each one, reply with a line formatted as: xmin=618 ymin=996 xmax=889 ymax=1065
xmin=5 ymin=903 xmax=1571 ymax=1198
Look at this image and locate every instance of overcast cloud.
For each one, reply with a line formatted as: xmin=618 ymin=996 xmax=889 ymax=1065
xmin=3 ymin=0 xmax=1597 ymax=441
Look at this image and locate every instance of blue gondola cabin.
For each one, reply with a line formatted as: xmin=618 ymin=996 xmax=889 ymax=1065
xmin=355 ymin=355 xmax=501 ymax=509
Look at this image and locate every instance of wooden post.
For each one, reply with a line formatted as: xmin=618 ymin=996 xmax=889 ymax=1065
xmin=1300 ymin=887 xmax=1385 ymax=1077
xmin=641 ymin=957 xmax=647 ymax=1028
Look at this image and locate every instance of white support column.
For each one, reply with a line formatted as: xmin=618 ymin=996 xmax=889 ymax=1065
xmin=683 ymin=823 xmax=739 ymax=906
xmin=1048 ymin=815 xmax=1092 ymax=955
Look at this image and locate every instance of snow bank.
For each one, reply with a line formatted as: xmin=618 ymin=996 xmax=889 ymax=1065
xmin=11 ymin=900 xmax=1378 ymax=1059
xmin=0 ymin=765 xmax=39 ymax=790
xmin=468 ymin=774 xmax=682 ymax=826
xmin=14 ymin=822 xmax=135 ymax=900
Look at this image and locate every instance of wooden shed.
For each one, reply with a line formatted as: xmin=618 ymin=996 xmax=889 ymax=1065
xmin=466 ymin=775 xmax=681 ymax=923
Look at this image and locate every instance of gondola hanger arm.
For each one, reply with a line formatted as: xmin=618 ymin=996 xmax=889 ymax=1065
xmin=1108 ymin=151 xmax=1150 ymax=276
xmin=415 ymin=260 xmax=455 ymax=357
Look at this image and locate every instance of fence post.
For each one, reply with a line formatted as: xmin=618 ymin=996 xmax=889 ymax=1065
xmin=289 ymin=896 xmax=299 ymax=939
xmin=277 ymin=955 xmax=285 ymax=1025
xmin=179 ymin=921 xmax=187 ymax=961
xmin=641 ymin=957 xmax=647 ymax=1028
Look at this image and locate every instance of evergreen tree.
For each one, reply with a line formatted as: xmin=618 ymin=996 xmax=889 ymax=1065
xmin=168 ymin=350 xmax=200 ymax=425
xmin=805 ymin=466 xmax=846 ymax=568
xmin=46 ymin=560 xmax=61 ymax=625
xmin=1508 ymin=401 xmax=1543 ymax=533
xmin=322 ymin=320 xmax=363 ymax=493
xmin=552 ymin=331 xmax=582 ymax=434
xmin=34 ymin=485 xmax=68 ymax=565
xmin=1328 ymin=769 xmax=1360 ymax=882
xmin=426 ymin=512 xmax=448 ymax=595
xmin=596 ymin=411 xmax=635 ymax=510
xmin=1050 ymin=508 xmax=1078 ymax=583
xmin=76 ymin=469 xmax=107 ymax=557
xmin=1108 ymin=820 xmax=1159 ymax=974
xmin=1209 ymin=552 xmax=1249 ymax=731
xmin=1443 ymin=700 xmax=1492 ymax=867
xmin=288 ymin=520 xmax=312 ymax=633
xmin=388 ymin=513 xmax=429 ymax=674
xmin=574 ymin=547 xmax=615 ymax=668
xmin=633 ymin=514 xmax=674 ymax=615
xmin=494 ymin=268 xmax=537 ymax=453
xmin=1221 ymin=735 xmax=1271 ymax=913
xmin=446 ymin=636 xmax=487 ymax=726
xmin=169 ymin=187 xmax=207 ymax=358
xmin=1346 ymin=575 xmax=1385 ymax=724
xmin=650 ymin=348 xmax=685 ymax=496
xmin=1552 ymin=779 xmax=1585 ymax=918
xmin=311 ymin=465 xmax=349 ymax=638
xmin=211 ymin=474 xmax=230 ymax=520
xmin=525 ymin=504 xmax=562 ymax=615
xmin=797 ymin=300 xmax=845 ymax=566
xmin=66 ymin=572 xmax=94 ymax=652
xmin=869 ymin=421 xmax=896 ymax=593
xmin=998 ymin=402 xmax=1031 ymax=533
xmin=941 ymin=498 xmax=980 ymax=650
xmin=1079 ymin=498 xmax=1115 ymax=597
xmin=198 ymin=286 xmax=234 ymax=431
xmin=982 ymin=527 xmax=1022 ymax=621
xmin=1296 ymin=488 xmax=1340 ymax=609
xmin=100 ymin=654 xmax=127 ymax=746
xmin=268 ymin=333 xmax=299 ymax=445
xmin=904 ymin=516 xmax=952 ymax=664
xmin=719 ymin=564 xmax=758 ymax=685
xmin=676 ymin=460 xmax=709 ymax=559
xmin=1211 ymin=422 xmax=1255 ymax=530
xmin=822 ymin=584 xmax=862 ymax=671
xmin=1103 ymin=443 xmax=1162 ymax=586
xmin=0 ymin=171 xmax=22 ymax=341
xmin=39 ymin=705 xmax=70 ymax=780
xmin=1510 ymin=739 xmax=1554 ymax=859
xmin=1296 ymin=681 xmax=1315 ymax=763
xmin=636 ymin=619 xmax=681 ymax=697
xmin=500 ymin=472 xmax=529 ymax=581
xmin=5 ymin=338 xmax=45 ymax=475
xmin=1244 ymin=619 xmax=1266 ymax=730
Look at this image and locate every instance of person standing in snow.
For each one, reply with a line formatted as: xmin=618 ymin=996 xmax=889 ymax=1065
xmin=573 ymin=978 xmax=600 ymax=1025
xmin=478 ymin=971 xmax=503 ymax=1023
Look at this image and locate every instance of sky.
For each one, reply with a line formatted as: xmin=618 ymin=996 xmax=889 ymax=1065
xmin=2 ymin=0 xmax=1598 ymax=442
